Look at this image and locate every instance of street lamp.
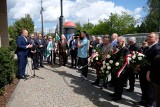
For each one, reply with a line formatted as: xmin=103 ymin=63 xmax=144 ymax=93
xmin=40 ymin=0 xmax=44 ymax=36
xmin=59 ymin=0 xmax=64 ymax=36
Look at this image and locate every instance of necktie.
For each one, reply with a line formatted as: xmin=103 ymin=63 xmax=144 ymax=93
xmin=39 ymin=39 xmax=41 ymax=44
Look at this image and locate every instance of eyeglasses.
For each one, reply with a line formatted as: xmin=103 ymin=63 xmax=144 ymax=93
xmin=147 ymin=35 xmax=155 ymax=38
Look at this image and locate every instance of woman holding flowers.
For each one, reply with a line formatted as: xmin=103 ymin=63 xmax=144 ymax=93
xmin=109 ymin=36 xmax=130 ymax=101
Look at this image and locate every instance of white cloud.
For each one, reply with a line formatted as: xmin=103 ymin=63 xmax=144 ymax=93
xmin=7 ymin=0 xmax=143 ymax=32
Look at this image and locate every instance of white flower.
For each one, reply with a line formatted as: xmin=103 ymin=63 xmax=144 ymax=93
xmin=138 ymin=53 xmax=145 ymax=57
xmin=88 ymin=58 xmax=90 ymax=62
xmin=92 ymin=49 xmax=96 ymax=53
xmin=138 ymin=57 xmax=142 ymax=60
xmin=106 ymin=54 xmax=111 ymax=59
xmin=102 ymin=61 xmax=106 ymax=65
xmin=107 ymin=66 xmax=111 ymax=70
xmin=128 ymin=57 xmax=132 ymax=61
xmin=103 ymin=65 xmax=106 ymax=69
xmin=106 ymin=63 xmax=109 ymax=66
xmin=109 ymin=60 xmax=113 ymax=64
xmin=95 ymin=57 xmax=98 ymax=60
xmin=106 ymin=71 xmax=109 ymax=74
xmin=132 ymin=55 xmax=136 ymax=59
xmin=132 ymin=51 xmax=135 ymax=54
xmin=101 ymin=67 xmax=103 ymax=70
xmin=115 ymin=62 xmax=119 ymax=66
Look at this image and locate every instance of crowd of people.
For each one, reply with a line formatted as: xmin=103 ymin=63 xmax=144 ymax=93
xmin=15 ymin=29 xmax=160 ymax=107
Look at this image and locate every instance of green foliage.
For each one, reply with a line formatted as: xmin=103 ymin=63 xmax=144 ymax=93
xmin=78 ymin=12 xmax=137 ymax=35
xmin=142 ymin=0 xmax=160 ymax=32
xmin=9 ymin=38 xmax=17 ymax=51
xmin=0 ymin=48 xmax=18 ymax=94
xmin=75 ymin=22 xmax=82 ymax=31
xmin=8 ymin=14 xmax=34 ymax=39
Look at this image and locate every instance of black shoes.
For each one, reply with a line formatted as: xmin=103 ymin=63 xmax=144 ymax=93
xmin=109 ymin=93 xmax=116 ymax=97
xmin=16 ymin=75 xmax=27 ymax=79
xmin=123 ymin=83 xmax=127 ymax=87
xmin=111 ymin=97 xmax=122 ymax=101
xmin=109 ymin=93 xmax=122 ymax=101
xmin=40 ymin=65 xmax=44 ymax=67
xmin=32 ymin=67 xmax=39 ymax=70
xmin=134 ymin=100 xmax=146 ymax=106
xmin=92 ymin=82 xmax=100 ymax=86
xmin=126 ymin=88 xmax=134 ymax=92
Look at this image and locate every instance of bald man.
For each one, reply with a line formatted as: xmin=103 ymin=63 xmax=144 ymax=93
xmin=16 ymin=29 xmax=33 ymax=79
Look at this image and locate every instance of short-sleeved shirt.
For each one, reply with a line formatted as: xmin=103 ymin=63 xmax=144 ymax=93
xmin=78 ymin=37 xmax=88 ymax=58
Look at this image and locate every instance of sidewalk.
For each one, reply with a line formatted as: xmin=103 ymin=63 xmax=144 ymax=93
xmin=7 ymin=58 xmax=142 ymax=107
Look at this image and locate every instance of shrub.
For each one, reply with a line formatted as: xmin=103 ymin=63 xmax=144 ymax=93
xmin=9 ymin=38 xmax=17 ymax=52
xmin=0 ymin=47 xmax=18 ymax=94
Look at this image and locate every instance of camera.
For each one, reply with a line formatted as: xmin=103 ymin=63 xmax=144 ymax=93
xmin=74 ymin=30 xmax=81 ymax=39
xmin=74 ymin=34 xmax=80 ymax=39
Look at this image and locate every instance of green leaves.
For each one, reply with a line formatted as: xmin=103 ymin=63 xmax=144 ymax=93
xmin=8 ymin=14 xmax=34 ymax=39
xmin=0 ymin=48 xmax=18 ymax=94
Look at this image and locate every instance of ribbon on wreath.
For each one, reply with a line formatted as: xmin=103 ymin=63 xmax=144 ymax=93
xmin=89 ymin=52 xmax=98 ymax=62
xmin=116 ymin=54 xmax=131 ymax=78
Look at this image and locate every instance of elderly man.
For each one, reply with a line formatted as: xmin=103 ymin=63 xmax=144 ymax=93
xmin=36 ymin=33 xmax=46 ymax=67
xmin=16 ymin=29 xmax=33 ymax=79
xmin=57 ymin=34 xmax=68 ymax=66
xmin=92 ymin=35 xmax=113 ymax=87
xmin=124 ymin=37 xmax=141 ymax=92
xmin=109 ymin=36 xmax=130 ymax=101
xmin=89 ymin=35 xmax=96 ymax=56
xmin=28 ymin=33 xmax=39 ymax=70
xmin=111 ymin=33 xmax=118 ymax=48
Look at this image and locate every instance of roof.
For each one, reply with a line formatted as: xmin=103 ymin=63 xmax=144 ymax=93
xmin=64 ymin=21 xmax=76 ymax=28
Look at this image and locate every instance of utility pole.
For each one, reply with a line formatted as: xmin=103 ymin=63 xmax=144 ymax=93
xmin=40 ymin=0 xmax=44 ymax=36
xmin=59 ymin=0 xmax=64 ymax=37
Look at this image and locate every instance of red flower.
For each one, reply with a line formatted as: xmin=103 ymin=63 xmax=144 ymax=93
xmin=97 ymin=62 xmax=101 ymax=65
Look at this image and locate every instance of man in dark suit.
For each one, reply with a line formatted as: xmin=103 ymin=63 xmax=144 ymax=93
xmin=36 ymin=33 xmax=46 ymax=67
xmin=146 ymin=32 xmax=160 ymax=107
xmin=109 ymin=36 xmax=130 ymax=101
xmin=125 ymin=37 xmax=141 ymax=92
xmin=16 ymin=29 xmax=33 ymax=79
xmin=57 ymin=34 xmax=68 ymax=66
xmin=28 ymin=33 xmax=39 ymax=70
xmin=136 ymin=32 xmax=159 ymax=107
xmin=69 ymin=35 xmax=78 ymax=68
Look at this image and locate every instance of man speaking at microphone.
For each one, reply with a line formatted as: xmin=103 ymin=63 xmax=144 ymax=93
xmin=16 ymin=29 xmax=33 ymax=79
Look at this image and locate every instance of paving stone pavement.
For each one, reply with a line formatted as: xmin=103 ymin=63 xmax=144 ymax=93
xmin=7 ymin=58 xmax=143 ymax=107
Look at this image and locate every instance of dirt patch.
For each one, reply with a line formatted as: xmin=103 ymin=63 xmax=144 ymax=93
xmin=0 ymin=78 xmax=19 ymax=107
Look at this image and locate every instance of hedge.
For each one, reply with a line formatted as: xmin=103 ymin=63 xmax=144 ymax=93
xmin=0 ymin=47 xmax=18 ymax=94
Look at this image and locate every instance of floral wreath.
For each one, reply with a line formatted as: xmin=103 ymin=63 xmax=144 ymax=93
xmin=101 ymin=50 xmax=131 ymax=78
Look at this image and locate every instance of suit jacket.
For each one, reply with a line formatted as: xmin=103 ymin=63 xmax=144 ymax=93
xmin=146 ymin=43 xmax=160 ymax=85
xmin=69 ymin=39 xmax=78 ymax=50
xmin=129 ymin=43 xmax=141 ymax=53
xmin=35 ymin=38 xmax=46 ymax=53
xmin=28 ymin=38 xmax=37 ymax=56
xmin=57 ymin=39 xmax=68 ymax=52
xmin=16 ymin=35 xmax=29 ymax=56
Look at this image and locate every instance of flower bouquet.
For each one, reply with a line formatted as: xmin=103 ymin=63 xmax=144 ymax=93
xmin=129 ymin=51 xmax=150 ymax=70
xmin=101 ymin=50 xmax=131 ymax=78
xmin=90 ymin=52 xmax=103 ymax=70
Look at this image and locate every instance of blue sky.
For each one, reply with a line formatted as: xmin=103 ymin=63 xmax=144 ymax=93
xmin=7 ymin=0 xmax=148 ymax=33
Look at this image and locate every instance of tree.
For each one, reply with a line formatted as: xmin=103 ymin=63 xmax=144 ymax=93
xmin=75 ymin=22 xmax=82 ymax=31
xmin=137 ymin=22 xmax=147 ymax=33
xmin=8 ymin=14 xmax=34 ymax=39
xmin=88 ymin=12 xmax=137 ymax=35
xmin=89 ymin=19 xmax=110 ymax=35
xmin=144 ymin=0 xmax=160 ymax=32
